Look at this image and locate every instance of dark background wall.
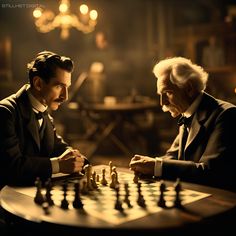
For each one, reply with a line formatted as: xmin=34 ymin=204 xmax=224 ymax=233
xmin=0 ymin=0 xmax=236 ymax=100
xmin=0 ymin=0 xmax=236 ymax=156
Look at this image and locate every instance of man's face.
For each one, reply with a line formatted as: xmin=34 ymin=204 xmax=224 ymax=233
xmin=157 ymin=74 xmax=191 ymax=118
xmin=39 ymin=68 xmax=71 ymax=110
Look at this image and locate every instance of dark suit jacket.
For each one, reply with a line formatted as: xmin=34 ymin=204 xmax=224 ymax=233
xmin=161 ymin=92 xmax=236 ymax=191
xmin=0 ymin=85 xmax=85 ymax=188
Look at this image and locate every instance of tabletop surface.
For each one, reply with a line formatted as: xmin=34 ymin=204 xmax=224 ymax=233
xmin=1 ymin=165 xmax=236 ymax=235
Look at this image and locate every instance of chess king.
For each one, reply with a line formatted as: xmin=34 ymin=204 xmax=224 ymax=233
xmin=0 ymin=51 xmax=89 ymax=189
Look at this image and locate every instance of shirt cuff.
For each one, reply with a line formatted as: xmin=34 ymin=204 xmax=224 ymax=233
xmin=154 ymin=157 xmax=163 ymax=177
xmin=50 ymin=157 xmax=60 ymax=174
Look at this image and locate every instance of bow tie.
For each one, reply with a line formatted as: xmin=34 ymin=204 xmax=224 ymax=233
xmin=177 ymin=115 xmax=192 ymax=127
xmin=34 ymin=111 xmax=48 ymax=120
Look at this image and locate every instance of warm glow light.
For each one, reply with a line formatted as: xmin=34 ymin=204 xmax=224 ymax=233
xmin=90 ymin=10 xmax=98 ymax=20
xmin=33 ymin=8 xmax=42 ymax=18
xmin=59 ymin=3 xmax=68 ymax=13
xmin=33 ymin=0 xmax=98 ymax=40
xmin=80 ymin=4 xmax=89 ymax=15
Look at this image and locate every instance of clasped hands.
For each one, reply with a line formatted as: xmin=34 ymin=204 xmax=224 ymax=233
xmin=129 ymin=154 xmax=155 ymax=176
xmin=58 ymin=149 xmax=85 ymax=174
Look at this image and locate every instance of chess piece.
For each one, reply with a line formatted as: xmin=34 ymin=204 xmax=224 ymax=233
xmin=109 ymin=172 xmax=117 ymax=189
xmin=85 ymin=164 xmax=93 ymax=191
xmin=136 ymin=182 xmax=146 ymax=208
xmin=45 ymin=178 xmax=54 ymax=206
xmin=100 ymin=168 xmax=108 ymax=186
xmin=112 ymin=166 xmax=119 ymax=184
xmin=123 ymin=183 xmax=132 ymax=208
xmin=34 ymin=177 xmax=45 ymax=205
xmin=174 ymin=178 xmax=182 ymax=208
xmin=60 ymin=183 xmax=69 ymax=210
xmin=157 ymin=180 xmax=166 ymax=208
xmin=133 ymin=172 xmax=139 ymax=184
xmin=80 ymin=180 xmax=88 ymax=195
xmin=114 ymin=186 xmax=123 ymax=211
xmin=96 ymin=174 xmax=100 ymax=182
xmin=73 ymin=181 xmax=84 ymax=209
xmin=91 ymin=171 xmax=98 ymax=189
xmin=109 ymin=161 xmax=113 ymax=176
xmin=42 ymin=202 xmax=50 ymax=215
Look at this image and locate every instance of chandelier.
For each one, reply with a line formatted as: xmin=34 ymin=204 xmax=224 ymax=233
xmin=33 ymin=0 xmax=98 ymax=40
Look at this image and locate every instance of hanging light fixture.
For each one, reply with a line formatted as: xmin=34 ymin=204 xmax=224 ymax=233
xmin=33 ymin=0 xmax=98 ymax=40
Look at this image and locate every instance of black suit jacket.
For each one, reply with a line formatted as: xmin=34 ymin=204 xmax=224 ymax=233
xmin=0 ymin=85 xmax=84 ymax=188
xmin=161 ymin=92 xmax=236 ymax=191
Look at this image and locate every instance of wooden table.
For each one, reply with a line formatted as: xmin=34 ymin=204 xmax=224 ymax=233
xmin=1 ymin=165 xmax=236 ymax=236
xmin=81 ymin=100 xmax=159 ymax=158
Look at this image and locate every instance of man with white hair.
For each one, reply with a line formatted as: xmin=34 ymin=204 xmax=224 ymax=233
xmin=129 ymin=57 xmax=236 ymax=191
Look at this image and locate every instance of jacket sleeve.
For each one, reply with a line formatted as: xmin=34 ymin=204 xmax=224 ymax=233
xmin=49 ymin=114 xmax=90 ymax=166
xmin=160 ymin=107 xmax=236 ymax=190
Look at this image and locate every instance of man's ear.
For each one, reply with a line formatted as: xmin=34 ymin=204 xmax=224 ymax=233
xmin=32 ymin=76 xmax=43 ymax=91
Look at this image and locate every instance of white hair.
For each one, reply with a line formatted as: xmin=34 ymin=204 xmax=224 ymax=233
xmin=153 ymin=57 xmax=208 ymax=92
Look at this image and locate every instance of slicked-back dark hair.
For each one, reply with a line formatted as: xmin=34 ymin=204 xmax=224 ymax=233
xmin=27 ymin=51 xmax=74 ymax=85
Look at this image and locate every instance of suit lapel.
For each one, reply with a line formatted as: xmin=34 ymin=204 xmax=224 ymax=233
xmin=185 ymin=93 xmax=217 ymax=153
xmin=16 ymin=85 xmax=41 ymax=150
xmin=27 ymin=115 xmax=41 ymax=150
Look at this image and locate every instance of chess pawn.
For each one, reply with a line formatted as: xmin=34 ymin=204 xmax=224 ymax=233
xmin=109 ymin=172 xmax=117 ymax=189
xmin=112 ymin=166 xmax=119 ymax=184
xmin=60 ymin=183 xmax=69 ymax=210
xmin=34 ymin=177 xmax=45 ymax=205
xmin=114 ymin=186 xmax=123 ymax=211
xmin=91 ymin=171 xmax=98 ymax=189
xmin=124 ymin=183 xmax=132 ymax=208
xmin=73 ymin=181 xmax=84 ymax=209
xmin=157 ymin=180 xmax=166 ymax=208
xmin=100 ymin=168 xmax=108 ymax=186
xmin=136 ymin=182 xmax=146 ymax=208
xmin=109 ymin=161 xmax=113 ymax=176
xmin=45 ymin=178 xmax=54 ymax=206
xmin=174 ymin=178 xmax=182 ymax=208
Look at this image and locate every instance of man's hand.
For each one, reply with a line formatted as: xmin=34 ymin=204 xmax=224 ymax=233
xmin=58 ymin=149 xmax=85 ymax=174
xmin=129 ymin=155 xmax=155 ymax=175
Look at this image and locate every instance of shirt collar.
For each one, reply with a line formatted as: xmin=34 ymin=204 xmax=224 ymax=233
xmin=27 ymin=89 xmax=48 ymax=113
xmin=183 ymin=92 xmax=203 ymax=118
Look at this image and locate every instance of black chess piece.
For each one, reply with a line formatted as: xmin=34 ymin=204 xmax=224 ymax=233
xmin=136 ymin=182 xmax=146 ymax=208
xmin=60 ymin=183 xmax=69 ymax=210
xmin=114 ymin=186 xmax=123 ymax=211
xmin=34 ymin=177 xmax=45 ymax=205
xmin=73 ymin=181 xmax=84 ymax=209
xmin=123 ymin=183 xmax=132 ymax=208
xmin=45 ymin=178 xmax=54 ymax=206
xmin=157 ymin=180 xmax=166 ymax=208
xmin=174 ymin=178 xmax=183 ymax=208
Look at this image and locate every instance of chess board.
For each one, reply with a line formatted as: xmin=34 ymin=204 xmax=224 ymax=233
xmin=17 ymin=165 xmax=211 ymax=225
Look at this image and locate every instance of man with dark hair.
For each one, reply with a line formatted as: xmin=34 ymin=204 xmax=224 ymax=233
xmin=129 ymin=57 xmax=236 ymax=191
xmin=0 ymin=51 xmax=88 ymax=188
